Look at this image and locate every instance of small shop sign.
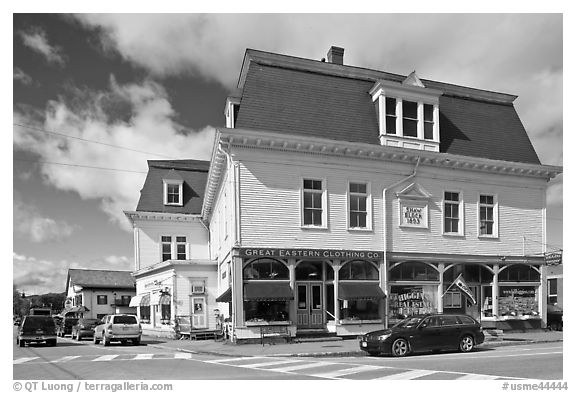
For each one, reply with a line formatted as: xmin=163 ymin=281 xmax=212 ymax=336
xmin=399 ymin=202 xmax=429 ymax=229
xmin=238 ymin=247 xmax=383 ymax=260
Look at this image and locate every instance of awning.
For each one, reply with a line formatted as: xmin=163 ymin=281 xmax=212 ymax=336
xmin=159 ymin=294 xmax=171 ymax=305
xmin=129 ymin=294 xmax=150 ymax=307
xmin=338 ymin=282 xmax=386 ymax=300
xmin=244 ymin=282 xmax=294 ymax=301
xmin=216 ymin=287 xmax=232 ymax=303
xmin=150 ymin=292 xmax=161 ymax=306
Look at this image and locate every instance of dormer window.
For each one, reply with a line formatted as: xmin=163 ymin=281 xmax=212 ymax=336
xmin=163 ymin=179 xmax=183 ymax=206
xmin=370 ymin=72 xmax=443 ymax=152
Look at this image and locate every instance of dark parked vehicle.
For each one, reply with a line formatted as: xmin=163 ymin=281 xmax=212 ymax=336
xmin=16 ymin=316 xmax=57 ymax=347
xmin=71 ymin=318 xmax=99 ymax=341
xmin=547 ymin=304 xmax=563 ymax=331
xmin=359 ymin=314 xmax=485 ymax=357
xmin=56 ymin=318 xmax=79 ymax=337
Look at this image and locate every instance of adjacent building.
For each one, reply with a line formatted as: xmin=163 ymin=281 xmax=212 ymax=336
xmin=65 ymin=269 xmax=136 ymax=319
xmin=127 ymin=46 xmax=562 ymax=341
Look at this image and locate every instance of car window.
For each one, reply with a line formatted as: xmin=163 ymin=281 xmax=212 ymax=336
xmin=113 ymin=315 xmax=138 ymax=324
xmin=456 ymin=315 xmax=476 ymax=325
xmin=23 ymin=317 xmax=54 ymax=329
xmin=395 ymin=316 xmax=424 ymax=328
xmin=425 ymin=316 xmax=441 ymax=327
xmin=440 ymin=316 xmax=462 ymax=326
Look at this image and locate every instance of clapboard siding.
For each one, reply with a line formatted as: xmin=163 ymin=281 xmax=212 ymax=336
xmin=234 ymin=148 xmax=547 ymax=256
xmin=209 ymin=163 xmax=234 ymax=263
xmin=135 ymin=220 xmax=209 ymax=270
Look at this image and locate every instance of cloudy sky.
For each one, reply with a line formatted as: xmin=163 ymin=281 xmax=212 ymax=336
xmin=12 ymin=13 xmax=563 ymax=295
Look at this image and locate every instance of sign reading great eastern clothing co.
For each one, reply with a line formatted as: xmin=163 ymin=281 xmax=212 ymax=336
xmin=237 ymin=248 xmax=383 ymax=260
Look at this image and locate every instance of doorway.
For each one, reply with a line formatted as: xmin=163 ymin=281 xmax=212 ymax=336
xmin=191 ymin=297 xmax=207 ymax=329
xmin=296 ymin=283 xmax=323 ymax=328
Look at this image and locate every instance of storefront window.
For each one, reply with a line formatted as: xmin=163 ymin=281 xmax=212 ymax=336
xmin=243 ymin=258 xmax=289 ymax=280
xmin=161 ymin=304 xmax=171 ymax=324
xmin=296 ymin=260 xmax=323 ymax=280
xmin=244 ymin=301 xmax=289 ymax=322
xmin=388 ymin=285 xmax=438 ymax=321
xmin=339 ymin=299 xmax=380 ymax=320
xmin=140 ymin=306 xmax=150 ymax=324
xmin=390 ymin=261 xmax=439 ymax=281
xmin=339 ymin=260 xmax=378 ymax=280
xmin=499 ymin=265 xmax=540 ymax=282
xmin=498 ymin=286 xmax=539 ymax=317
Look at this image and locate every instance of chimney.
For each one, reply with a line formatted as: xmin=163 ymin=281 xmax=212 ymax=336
xmin=326 ymin=46 xmax=344 ymax=65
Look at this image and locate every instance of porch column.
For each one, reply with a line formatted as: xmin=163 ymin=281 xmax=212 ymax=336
xmin=437 ymin=263 xmax=445 ymax=313
xmin=333 ymin=260 xmax=341 ymax=323
xmin=379 ymin=255 xmax=388 ymax=327
xmin=231 ymin=253 xmax=244 ymax=328
xmin=288 ymin=258 xmax=297 ymax=326
xmin=492 ymin=264 xmax=499 ymax=318
xmin=539 ymin=265 xmax=547 ymax=328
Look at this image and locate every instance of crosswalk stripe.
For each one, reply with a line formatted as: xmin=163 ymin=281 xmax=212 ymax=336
xmin=93 ymin=355 xmax=119 ymax=362
xmin=456 ymin=373 xmax=501 ymax=380
xmin=133 ymin=354 xmax=154 ymax=360
xmin=174 ymin=353 xmax=192 ymax=359
xmin=208 ymin=356 xmax=266 ymax=364
xmin=375 ymin=369 xmax=438 ymax=380
xmin=51 ymin=356 xmax=81 ymax=363
xmin=311 ymin=365 xmax=382 ymax=378
xmin=242 ymin=359 xmax=302 ymax=368
xmin=270 ymin=362 xmax=325 ymax=372
xmin=14 ymin=357 xmax=39 ymax=364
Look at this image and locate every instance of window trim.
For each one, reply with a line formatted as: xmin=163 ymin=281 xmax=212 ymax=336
xmin=442 ymin=190 xmax=464 ymax=237
xmin=163 ymin=179 xmax=183 ymax=206
xmin=301 ymin=177 xmax=328 ymax=229
xmin=477 ymin=193 xmax=499 ymax=238
xmin=159 ymin=235 xmax=188 ymax=262
xmin=96 ymin=295 xmax=108 ymax=305
xmin=347 ymin=180 xmax=372 ymax=231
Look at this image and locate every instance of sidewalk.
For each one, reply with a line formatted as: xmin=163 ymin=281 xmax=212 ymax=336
xmin=145 ymin=331 xmax=563 ymax=358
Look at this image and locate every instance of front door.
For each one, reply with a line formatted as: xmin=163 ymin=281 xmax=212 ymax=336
xmin=296 ymin=283 xmax=323 ymax=328
xmin=191 ymin=297 xmax=207 ymax=329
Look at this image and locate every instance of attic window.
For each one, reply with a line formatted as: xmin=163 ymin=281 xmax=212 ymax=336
xmin=370 ymin=72 xmax=443 ymax=152
xmin=163 ymin=180 xmax=183 ymax=206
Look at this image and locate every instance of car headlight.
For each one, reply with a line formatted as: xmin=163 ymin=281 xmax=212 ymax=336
xmin=378 ymin=334 xmax=391 ymax=341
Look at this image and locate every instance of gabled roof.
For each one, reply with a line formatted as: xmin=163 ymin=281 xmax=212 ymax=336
xmin=233 ymin=49 xmax=541 ymax=165
xmin=136 ymin=159 xmax=210 ymax=214
xmin=66 ymin=269 xmax=135 ymax=292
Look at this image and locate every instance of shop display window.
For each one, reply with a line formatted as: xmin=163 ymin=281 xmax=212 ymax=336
xmin=498 ymin=286 xmax=539 ymax=317
xmin=339 ymin=299 xmax=380 ymax=320
xmin=161 ymin=304 xmax=171 ymax=325
xmin=390 ymin=261 xmax=439 ymax=281
xmin=388 ymin=285 xmax=438 ymax=321
xmin=243 ymin=258 xmax=289 ymax=280
xmin=244 ymin=300 xmax=289 ymax=323
xmin=498 ymin=264 xmax=540 ymax=282
xmin=139 ymin=306 xmax=151 ymax=324
xmin=339 ymin=260 xmax=378 ymax=280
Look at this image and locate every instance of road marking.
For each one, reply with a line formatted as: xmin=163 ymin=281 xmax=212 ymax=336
xmin=457 ymin=373 xmax=501 ymax=380
xmin=50 ymin=356 xmax=81 ymax=363
xmin=208 ymin=356 xmax=267 ymax=363
xmin=269 ymin=362 xmax=326 ymax=372
xmin=242 ymin=359 xmax=303 ymax=368
xmin=13 ymin=357 xmax=39 ymax=364
xmin=311 ymin=365 xmax=381 ymax=378
xmin=133 ymin=354 xmax=154 ymax=360
xmin=174 ymin=353 xmax=193 ymax=359
xmin=93 ymin=355 xmax=119 ymax=362
xmin=375 ymin=369 xmax=438 ymax=380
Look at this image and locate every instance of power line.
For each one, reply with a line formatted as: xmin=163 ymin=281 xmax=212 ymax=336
xmin=14 ymin=122 xmax=175 ymax=159
xmin=14 ymin=158 xmax=148 ymax=174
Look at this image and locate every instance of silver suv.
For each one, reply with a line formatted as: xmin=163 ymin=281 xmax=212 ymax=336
xmin=93 ymin=314 xmax=142 ymax=346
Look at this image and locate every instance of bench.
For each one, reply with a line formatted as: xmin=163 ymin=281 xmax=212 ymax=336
xmin=260 ymin=325 xmax=291 ymax=346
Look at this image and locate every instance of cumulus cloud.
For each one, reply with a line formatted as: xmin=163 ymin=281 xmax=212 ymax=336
xmin=13 ymin=76 xmax=215 ymax=230
xmin=13 ymin=197 xmax=75 ymax=243
xmin=546 ymin=174 xmax=563 ymax=208
xmin=73 ymin=14 xmax=562 ymax=166
xmin=19 ymin=27 xmax=66 ymax=66
xmin=14 ymin=67 xmax=33 ymax=85
xmin=13 ymin=252 xmax=133 ymax=294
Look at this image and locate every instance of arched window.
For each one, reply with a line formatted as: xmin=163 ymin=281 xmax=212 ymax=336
xmin=339 ymin=260 xmax=379 ymax=280
xmin=499 ymin=264 xmax=540 ymax=282
xmin=296 ymin=260 xmax=323 ymax=280
xmin=389 ymin=261 xmax=439 ymax=281
xmin=243 ymin=258 xmax=289 ymax=280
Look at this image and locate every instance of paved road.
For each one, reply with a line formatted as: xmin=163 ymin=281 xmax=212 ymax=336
xmin=13 ymin=334 xmax=562 ymax=380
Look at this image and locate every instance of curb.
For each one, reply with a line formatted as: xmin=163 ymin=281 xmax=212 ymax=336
xmin=147 ymin=338 xmax=562 ymax=358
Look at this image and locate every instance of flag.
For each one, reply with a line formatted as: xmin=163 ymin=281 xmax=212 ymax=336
xmin=452 ymin=274 xmax=477 ymax=305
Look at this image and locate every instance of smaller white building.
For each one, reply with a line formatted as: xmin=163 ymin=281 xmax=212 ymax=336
xmin=65 ymin=269 xmax=136 ymax=319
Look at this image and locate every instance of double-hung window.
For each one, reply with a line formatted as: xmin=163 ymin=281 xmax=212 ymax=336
xmin=402 ymin=100 xmax=418 ymax=137
xmin=444 ymin=191 xmax=462 ymax=235
xmin=479 ymin=194 xmax=496 ymax=237
xmin=385 ymin=97 xmax=397 ymax=134
xmin=349 ymin=182 xmax=369 ymax=229
xmin=161 ymin=236 xmax=172 ymax=261
xmin=176 ymin=236 xmax=187 ymax=260
xmin=163 ymin=180 xmax=183 ymax=206
xmin=161 ymin=235 xmax=187 ymax=261
xmin=423 ymin=104 xmax=434 ymax=140
xmin=547 ymin=278 xmax=558 ymax=304
xmin=303 ymin=179 xmax=325 ymax=227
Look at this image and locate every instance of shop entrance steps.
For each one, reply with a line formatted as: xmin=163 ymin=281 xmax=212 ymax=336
xmin=294 ymin=328 xmax=341 ymax=343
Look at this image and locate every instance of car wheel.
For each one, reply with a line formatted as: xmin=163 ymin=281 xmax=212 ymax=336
xmin=459 ymin=335 xmax=474 ymax=353
xmin=93 ymin=334 xmax=100 ymax=345
xmin=391 ymin=338 xmax=409 ymax=357
xmin=76 ymin=333 xmax=82 ymax=341
xmin=19 ymin=339 xmax=25 ymax=347
xmin=366 ymin=350 xmax=379 ymax=356
xmin=103 ymin=335 xmax=110 ymax=347
xmin=133 ymin=338 xmax=140 ymax=346
xmin=49 ymin=339 xmax=57 ymax=347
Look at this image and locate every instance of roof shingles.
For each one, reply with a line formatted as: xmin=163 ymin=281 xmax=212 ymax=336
xmin=68 ymin=269 xmax=135 ymax=289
